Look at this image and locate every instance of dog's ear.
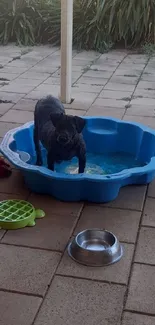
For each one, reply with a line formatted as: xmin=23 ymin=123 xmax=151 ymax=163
xmin=50 ymin=113 xmax=63 ymax=127
xmin=73 ymin=116 xmax=86 ymax=133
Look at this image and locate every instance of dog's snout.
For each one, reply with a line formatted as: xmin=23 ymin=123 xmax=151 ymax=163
xmin=57 ymin=133 xmax=68 ymax=144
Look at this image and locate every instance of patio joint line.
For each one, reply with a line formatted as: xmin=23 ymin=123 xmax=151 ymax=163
xmin=0 ymin=242 xmax=63 ymax=253
xmin=137 ymin=224 xmax=155 ymax=229
xmin=0 ymin=238 xmax=136 ymax=250
xmin=134 ymin=261 xmax=155 ymax=267
xmin=0 ymin=287 xmax=43 ymax=299
xmin=124 ymin=308 xmax=155 ymax=317
xmin=85 ymin=204 xmax=145 ymax=213
xmin=147 ymin=194 xmax=155 ymax=199
xmin=55 ymin=273 xmax=127 ymax=287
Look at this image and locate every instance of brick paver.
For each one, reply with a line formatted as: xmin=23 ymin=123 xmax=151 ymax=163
xmin=93 ymin=97 xmax=128 ymax=108
xmin=148 ymin=178 xmax=155 ymax=197
xmin=0 ymin=109 xmax=34 ymax=123
xmin=0 ymin=169 xmax=28 ymax=195
xmin=105 ymin=185 xmax=147 ymax=211
xmin=0 ymin=245 xmax=60 ymax=295
xmin=123 ymin=115 xmax=155 ymax=128
xmin=75 ymin=205 xmax=141 ymax=243
xmin=0 ymin=122 xmax=21 ymax=137
xmin=57 ymin=242 xmax=134 ymax=285
xmin=99 ymin=89 xmax=132 ymax=99
xmin=34 ymin=276 xmax=125 ymax=325
xmin=0 ymin=103 xmax=13 ymax=115
xmin=0 ymin=91 xmax=25 ymax=103
xmin=0 ymin=45 xmax=155 ymax=324
xmin=135 ymin=227 xmax=155 ymax=264
xmin=134 ymin=87 xmax=155 ymax=98
xmin=126 ymin=264 xmax=155 ymax=314
xmin=0 ymin=291 xmax=41 ymax=325
xmin=142 ymin=197 xmax=155 ymax=226
xmin=86 ymin=106 xmax=125 ymax=118
xmin=125 ymin=104 xmax=155 ymax=117
xmin=13 ymin=98 xmax=37 ymax=111
xmin=0 ymin=229 xmax=5 ymax=240
xmin=104 ymin=82 xmax=135 ymax=92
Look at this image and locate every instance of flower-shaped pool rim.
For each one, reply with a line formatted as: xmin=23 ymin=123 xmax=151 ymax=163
xmin=1 ymin=117 xmax=155 ymax=203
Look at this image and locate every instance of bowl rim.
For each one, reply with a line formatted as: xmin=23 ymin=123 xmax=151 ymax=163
xmin=75 ymin=228 xmax=117 ymax=251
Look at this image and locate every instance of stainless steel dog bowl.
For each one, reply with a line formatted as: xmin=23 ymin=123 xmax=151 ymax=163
xmin=68 ymin=229 xmax=123 ymax=266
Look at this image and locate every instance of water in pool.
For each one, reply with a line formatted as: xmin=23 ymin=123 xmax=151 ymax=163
xmin=29 ymin=152 xmax=146 ymax=175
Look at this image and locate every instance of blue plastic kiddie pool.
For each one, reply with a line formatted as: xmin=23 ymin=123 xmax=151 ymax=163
xmin=1 ymin=117 xmax=155 ymax=203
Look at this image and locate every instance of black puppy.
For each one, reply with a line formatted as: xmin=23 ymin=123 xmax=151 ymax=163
xmin=34 ymin=95 xmax=86 ymax=173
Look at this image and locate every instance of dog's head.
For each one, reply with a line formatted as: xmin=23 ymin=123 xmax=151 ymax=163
xmin=50 ymin=113 xmax=86 ymax=145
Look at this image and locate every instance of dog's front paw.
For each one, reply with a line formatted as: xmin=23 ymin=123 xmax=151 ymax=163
xmin=78 ymin=163 xmax=85 ymax=173
xmin=78 ymin=158 xmax=86 ymax=174
xmin=47 ymin=164 xmax=54 ymax=171
xmin=78 ymin=169 xmax=85 ymax=174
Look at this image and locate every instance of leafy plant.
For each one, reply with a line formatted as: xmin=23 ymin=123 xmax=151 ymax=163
xmin=0 ymin=0 xmax=42 ymax=45
xmin=142 ymin=42 xmax=155 ymax=56
xmin=73 ymin=0 xmax=113 ymax=52
xmin=73 ymin=0 xmax=155 ymax=50
xmin=39 ymin=0 xmax=61 ymax=44
xmin=0 ymin=0 xmax=155 ymax=51
xmin=104 ymin=0 xmax=155 ymax=47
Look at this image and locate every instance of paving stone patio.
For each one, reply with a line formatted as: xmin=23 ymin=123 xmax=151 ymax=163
xmin=0 ymin=44 xmax=155 ymax=324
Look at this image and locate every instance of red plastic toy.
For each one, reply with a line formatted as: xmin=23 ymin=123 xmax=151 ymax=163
xmin=0 ymin=157 xmax=12 ymax=178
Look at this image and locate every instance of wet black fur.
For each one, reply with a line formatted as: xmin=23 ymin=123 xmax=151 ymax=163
xmin=34 ymin=95 xmax=86 ymax=173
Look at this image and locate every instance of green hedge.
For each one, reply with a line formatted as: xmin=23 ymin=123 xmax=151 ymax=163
xmin=0 ymin=0 xmax=155 ymax=51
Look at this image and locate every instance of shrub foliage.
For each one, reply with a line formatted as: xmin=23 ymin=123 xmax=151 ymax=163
xmin=0 ymin=0 xmax=155 ymax=51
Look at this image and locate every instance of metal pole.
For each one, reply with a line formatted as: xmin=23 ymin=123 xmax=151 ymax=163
xmin=60 ymin=0 xmax=73 ymax=103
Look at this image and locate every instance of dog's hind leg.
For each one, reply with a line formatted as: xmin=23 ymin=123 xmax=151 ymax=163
xmin=33 ymin=126 xmax=43 ymax=166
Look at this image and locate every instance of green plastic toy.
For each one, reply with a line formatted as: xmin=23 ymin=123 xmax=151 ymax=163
xmin=0 ymin=199 xmax=45 ymax=230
